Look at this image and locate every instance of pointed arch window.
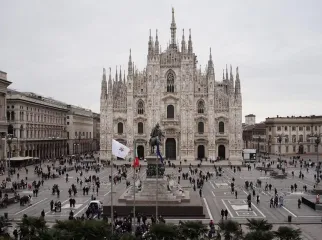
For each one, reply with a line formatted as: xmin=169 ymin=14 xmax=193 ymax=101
xmin=219 ymin=121 xmax=225 ymax=133
xmin=137 ymin=101 xmax=144 ymax=115
xmin=138 ymin=122 xmax=143 ymax=134
xmin=198 ymin=122 xmax=204 ymax=134
xmin=197 ymin=100 xmax=205 ymax=114
xmin=117 ymin=122 xmax=123 ymax=134
xmin=166 ymin=71 xmax=175 ymax=93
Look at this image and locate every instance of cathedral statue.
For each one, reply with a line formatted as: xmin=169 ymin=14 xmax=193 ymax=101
xmin=149 ymin=123 xmax=164 ymax=154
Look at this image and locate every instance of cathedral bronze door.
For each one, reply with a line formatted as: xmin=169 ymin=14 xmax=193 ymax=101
xmin=197 ymin=145 xmax=205 ymax=160
xmin=137 ymin=145 xmax=144 ymax=159
xmin=218 ymin=145 xmax=225 ymax=160
xmin=165 ymin=138 xmax=176 ymax=160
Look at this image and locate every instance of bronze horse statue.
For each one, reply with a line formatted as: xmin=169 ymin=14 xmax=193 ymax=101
xmin=149 ymin=123 xmax=164 ymax=154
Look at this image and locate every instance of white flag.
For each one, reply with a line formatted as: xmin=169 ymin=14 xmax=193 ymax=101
xmin=112 ymin=139 xmax=130 ymax=159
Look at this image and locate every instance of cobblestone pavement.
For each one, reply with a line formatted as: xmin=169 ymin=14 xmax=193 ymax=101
xmin=1 ymin=156 xmax=321 ymax=239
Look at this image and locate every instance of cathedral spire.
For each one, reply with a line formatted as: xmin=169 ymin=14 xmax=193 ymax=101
xmin=208 ymin=48 xmax=214 ymax=76
xmin=148 ymin=29 xmax=153 ymax=55
xmin=108 ymin=67 xmax=112 ymax=93
xmin=181 ymin=29 xmax=186 ymax=53
xmin=188 ymin=29 xmax=193 ymax=54
xmin=115 ymin=66 xmax=118 ymax=82
xmin=170 ymin=8 xmax=177 ymax=50
xmin=222 ymin=69 xmax=225 ymax=80
xmin=123 ymin=70 xmax=126 ymax=84
xmin=101 ymin=68 xmax=107 ymax=99
xmin=155 ymin=30 xmax=159 ymax=54
xmin=225 ymin=64 xmax=228 ymax=80
xmin=235 ymin=66 xmax=241 ymax=94
xmin=119 ymin=66 xmax=122 ymax=82
xmin=128 ymin=49 xmax=133 ymax=75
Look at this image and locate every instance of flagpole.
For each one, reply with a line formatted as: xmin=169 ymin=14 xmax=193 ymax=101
xmin=110 ymin=155 xmax=114 ymax=234
xmin=133 ymin=140 xmax=136 ymax=228
xmin=156 ymin=148 xmax=159 ymax=221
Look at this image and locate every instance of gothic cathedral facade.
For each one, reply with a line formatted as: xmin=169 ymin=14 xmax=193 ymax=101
xmin=100 ymin=9 xmax=243 ymax=161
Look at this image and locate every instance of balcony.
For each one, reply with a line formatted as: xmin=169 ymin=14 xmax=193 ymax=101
xmin=216 ymin=132 xmax=228 ymax=138
xmin=161 ymin=118 xmax=179 ymax=126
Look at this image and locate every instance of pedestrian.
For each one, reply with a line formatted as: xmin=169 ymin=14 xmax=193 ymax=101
xmin=256 ymin=195 xmax=260 ymax=204
xmin=224 ymin=209 xmax=228 ymax=220
xmin=235 ymin=190 xmax=238 ymax=199
xmin=221 ymin=209 xmax=224 ymax=220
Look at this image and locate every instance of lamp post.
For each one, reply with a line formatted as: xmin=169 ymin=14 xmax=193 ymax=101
xmin=6 ymin=134 xmax=14 ymax=178
xmin=276 ymin=134 xmax=283 ymax=162
xmin=257 ymin=136 xmax=261 ymax=161
xmin=310 ymin=133 xmax=321 ymax=184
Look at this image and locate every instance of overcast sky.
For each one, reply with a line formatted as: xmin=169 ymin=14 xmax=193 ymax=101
xmin=1 ymin=0 xmax=322 ymax=122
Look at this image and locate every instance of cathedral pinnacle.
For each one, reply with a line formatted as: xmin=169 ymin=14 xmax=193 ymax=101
xmin=181 ymin=29 xmax=186 ymax=53
xmin=155 ymin=29 xmax=159 ymax=54
xmin=119 ymin=66 xmax=122 ymax=82
xmin=235 ymin=66 xmax=241 ymax=95
xmin=226 ymin=64 xmax=228 ymax=80
xmin=170 ymin=8 xmax=177 ymax=50
xmin=188 ymin=29 xmax=193 ymax=54
xmin=115 ymin=66 xmax=118 ymax=82
xmin=100 ymin=67 xmax=107 ymax=99
xmin=128 ymin=49 xmax=133 ymax=75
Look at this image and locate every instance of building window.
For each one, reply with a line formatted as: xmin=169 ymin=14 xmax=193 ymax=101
xmin=219 ymin=121 xmax=224 ymax=133
xmin=292 ymin=135 xmax=296 ymax=143
xmin=315 ymin=126 xmax=318 ymax=131
xmin=286 ymin=146 xmax=289 ymax=153
xmin=284 ymin=126 xmax=288 ymax=131
xmin=299 ymin=126 xmax=303 ymax=131
xmin=285 ymin=135 xmax=289 ymax=143
xmin=90 ymin=132 xmax=91 ymax=138
xmin=198 ymin=122 xmax=204 ymax=134
xmin=278 ymin=146 xmax=281 ymax=153
xmin=166 ymin=71 xmax=175 ymax=93
xmin=306 ymin=135 xmax=310 ymax=142
xmin=307 ymin=145 xmax=310 ymax=152
xmin=277 ymin=126 xmax=281 ymax=131
xmin=75 ymin=132 xmax=77 ymax=137
xmin=299 ymin=135 xmax=303 ymax=142
xmin=138 ymin=122 xmax=143 ymax=134
xmin=293 ymin=145 xmax=296 ymax=152
xmin=197 ymin=100 xmax=205 ymax=114
xmin=268 ymin=135 xmax=272 ymax=140
xmin=292 ymin=126 xmax=296 ymax=131
xmin=306 ymin=126 xmax=310 ymax=131
xmin=268 ymin=127 xmax=271 ymax=132
xmin=137 ymin=101 xmax=144 ymax=114
xmin=67 ymin=116 xmax=69 ymax=119
xmin=167 ymin=105 xmax=174 ymax=119
xmin=67 ymin=122 xmax=69 ymax=125
xmin=315 ymin=146 xmax=318 ymax=152
xmin=86 ymin=132 xmax=88 ymax=138
xmin=117 ymin=122 xmax=123 ymax=134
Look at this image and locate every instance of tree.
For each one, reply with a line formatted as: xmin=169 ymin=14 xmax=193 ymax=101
xmin=246 ymin=219 xmax=273 ymax=232
xmin=53 ymin=219 xmax=112 ymax=240
xmin=178 ymin=221 xmax=208 ymax=240
xmin=17 ymin=216 xmax=48 ymax=240
xmin=244 ymin=230 xmax=274 ymax=240
xmin=217 ymin=220 xmax=243 ymax=240
xmin=274 ymin=226 xmax=302 ymax=240
xmin=147 ymin=223 xmax=178 ymax=240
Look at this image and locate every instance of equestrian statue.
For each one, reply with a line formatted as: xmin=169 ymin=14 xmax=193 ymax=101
xmin=149 ymin=123 xmax=164 ymax=154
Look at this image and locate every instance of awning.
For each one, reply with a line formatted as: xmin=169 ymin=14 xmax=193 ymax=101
xmin=6 ymin=156 xmax=34 ymax=161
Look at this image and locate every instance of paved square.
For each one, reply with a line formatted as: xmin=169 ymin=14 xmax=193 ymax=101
xmin=236 ymin=211 xmax=257 ymax=217
xmin=228 ymin=200 xmax=246 ymax=205
xmin=231 ymin=205 xmax=248 ymax=211
xmin=61 ymin=204 xmax=83 ymax=209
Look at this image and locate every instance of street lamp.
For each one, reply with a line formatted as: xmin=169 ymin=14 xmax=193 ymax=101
xmin=257 ymin=136 xmax=261 ymax=161
xmin=310 ymin=133 xmax=321 ymax=183
xmin=6 ymin=134 xmax=15 ymax=178
xmin=276 ymin=134 xmax=283 ymax=162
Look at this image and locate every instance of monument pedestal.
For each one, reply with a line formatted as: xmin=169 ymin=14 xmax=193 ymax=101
xmin=103 ymin=155 xmax=204 ymax=218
